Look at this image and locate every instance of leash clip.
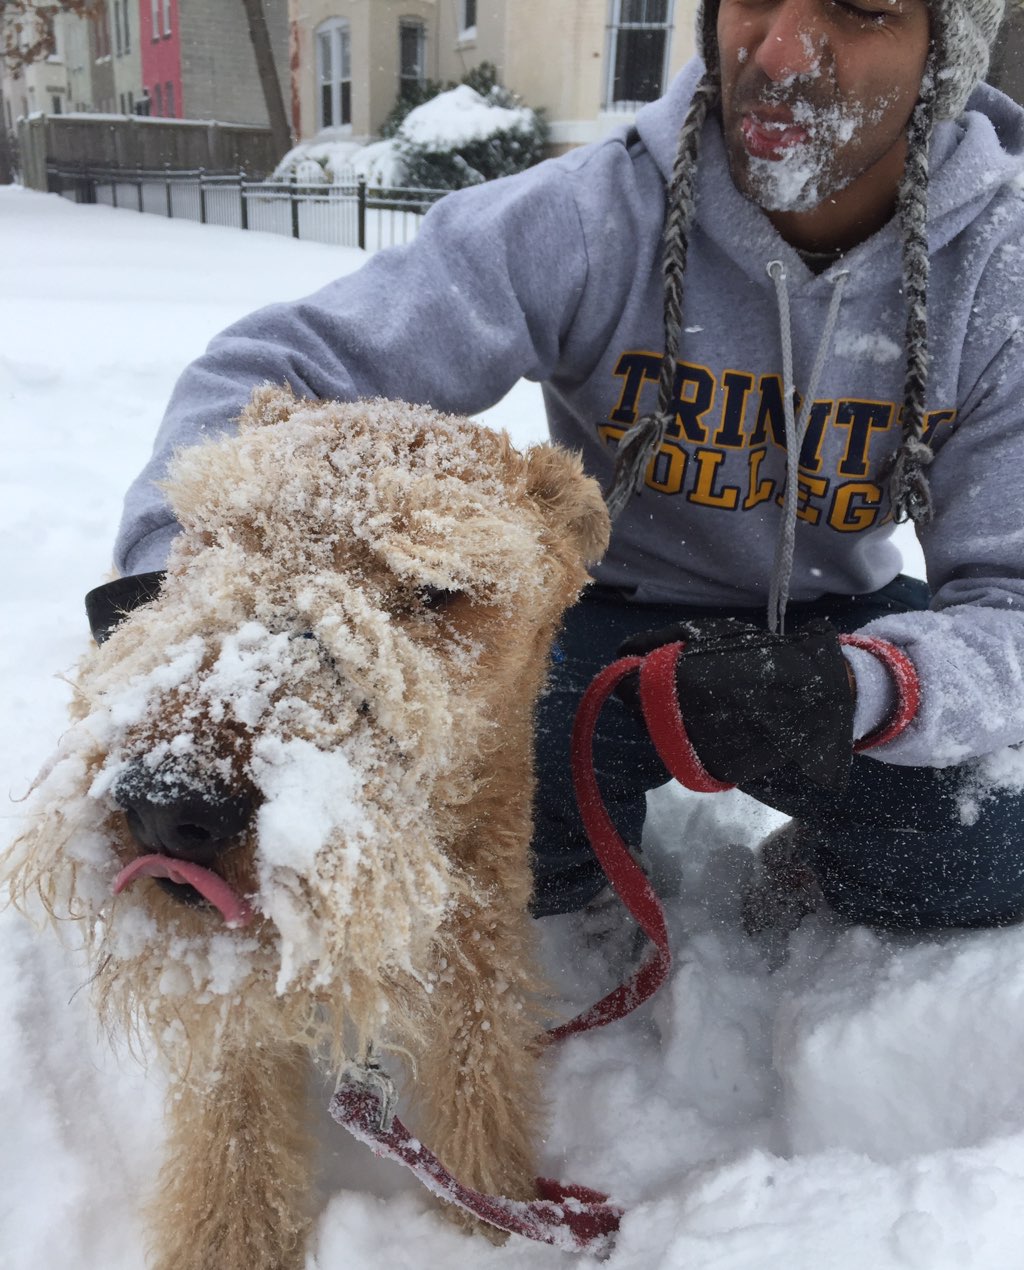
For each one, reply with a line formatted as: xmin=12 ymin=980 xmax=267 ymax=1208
xmin=337 ymin=1059 xmax=398 ymax=1132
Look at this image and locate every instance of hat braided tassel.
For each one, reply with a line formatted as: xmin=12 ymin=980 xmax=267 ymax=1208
xmin=604 ymin=76 xmax=719 ymax=522
xmin=890 ymin=66 xmax=938 ymax=525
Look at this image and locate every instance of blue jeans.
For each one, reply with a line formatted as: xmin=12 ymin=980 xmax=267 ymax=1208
xmin=531 ymin=577 xmax=1024 ymax=929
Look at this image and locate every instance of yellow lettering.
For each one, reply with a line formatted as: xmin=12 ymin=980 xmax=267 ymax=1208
xmin=828 ymin=481 xmax=883 ymax=532
xmin=777 ymin=473 xmax=829 ymax=525
xmin=744 ymin=447 xmax=775 ymax=509
xmin=687 ymin=448 xmax=740 ymax=509
xmin=645 ymin=444 xmax=687 ymax=494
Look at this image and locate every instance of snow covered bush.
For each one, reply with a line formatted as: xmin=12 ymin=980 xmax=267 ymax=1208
xmin=379 ymin=78 xmax=449 ymax=140
xmin=271 ymin=65 xmax=546 ymax=193
xmin=394 ymin=80 xmax=548 ymax=191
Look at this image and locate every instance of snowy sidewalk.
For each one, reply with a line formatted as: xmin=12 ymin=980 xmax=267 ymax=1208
xmin=3 ymin=187 xmax=1024 ymax=1270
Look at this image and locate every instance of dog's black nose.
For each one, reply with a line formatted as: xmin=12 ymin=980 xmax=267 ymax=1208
xmin=114 ymin=763 xmax=256 ymax=865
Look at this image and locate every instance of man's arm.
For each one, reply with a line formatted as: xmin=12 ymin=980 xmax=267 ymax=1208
xmin=115 ymin=164 xmax=591 ymax=575
xmin=852 ymin=315 xmax=1024 ymax=768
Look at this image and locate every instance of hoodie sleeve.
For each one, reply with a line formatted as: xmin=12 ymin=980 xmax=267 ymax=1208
xmin=852 ymin=256 xmax=1024 ymax=769
xmin=114 ymin=163 xmax=590 ymax=575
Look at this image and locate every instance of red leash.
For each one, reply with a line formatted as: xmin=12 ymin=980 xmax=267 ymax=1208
xmin=548 ymin=653 xmax=673 ymax=1041
xmin=331 ymin=651 xmax=673 ymax=1251
xmin=331 ymin=1078 xmax=621 ymax=1252
xmin=330 ymin=637 xmax=921 ymax=1249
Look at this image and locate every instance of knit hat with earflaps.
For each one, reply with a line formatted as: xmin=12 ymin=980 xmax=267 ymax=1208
xmin=605 ymin=0 xmax=1008 ymax=527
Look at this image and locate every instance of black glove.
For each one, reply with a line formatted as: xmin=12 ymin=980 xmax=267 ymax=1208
xmin=617 ymin=617 xmax=855 ymax=793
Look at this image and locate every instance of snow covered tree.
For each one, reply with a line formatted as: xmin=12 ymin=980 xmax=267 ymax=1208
xmin=0 ymin=2 xmax=94 ymax=183
xmin=0 ymin=0 xmax=94 ymax=69
xmin=237 ymin=0 xmax=291 ymax=159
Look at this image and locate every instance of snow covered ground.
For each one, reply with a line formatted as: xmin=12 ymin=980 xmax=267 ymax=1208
xmin=3 ymin=185 xmax=1024 ymax=1270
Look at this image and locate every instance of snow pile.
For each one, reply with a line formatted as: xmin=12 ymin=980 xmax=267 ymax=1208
xmin=271 ymin=137 xmax=404 ymax=187
xmin=541 ymin=788 xmax=1024 ymax=1267
xmin=6 ymin=186 xmax=1024 ymax=1270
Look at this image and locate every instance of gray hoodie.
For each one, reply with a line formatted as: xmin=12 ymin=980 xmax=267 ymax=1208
xmin=116 ymin=60 xmax=1024 ymax=771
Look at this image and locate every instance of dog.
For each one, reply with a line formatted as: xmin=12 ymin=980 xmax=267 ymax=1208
xmin=5 ymin=385 xmax=610 ymax=1270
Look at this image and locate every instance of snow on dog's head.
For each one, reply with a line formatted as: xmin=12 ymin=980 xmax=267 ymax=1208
xmin=5 ymin=385 xmax=609 ymax=1060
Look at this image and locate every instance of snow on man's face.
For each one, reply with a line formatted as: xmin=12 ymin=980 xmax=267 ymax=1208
xmin=717 ymin=0 xmax=930 ymax=241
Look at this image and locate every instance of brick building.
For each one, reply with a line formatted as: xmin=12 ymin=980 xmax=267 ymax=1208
xmin=136 ymin=0 xmax=289 ymax=125
xmin=173 ymin=0 xmax=288 ymax=127
xmin=2 ymin=1 xmax=288 ymax=127
xmin=139 ymin=0 xmax=180 ymax=118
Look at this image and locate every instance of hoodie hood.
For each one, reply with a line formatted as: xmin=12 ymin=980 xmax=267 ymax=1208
xmin=927 ymin=81 xmax=1024 ymax=239
xmin=634 ymin=59 xmax=708 ymax=182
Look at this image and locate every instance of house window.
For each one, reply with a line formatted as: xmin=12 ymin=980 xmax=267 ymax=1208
xmin=399 ymin=19 xmax=426 ymax=98
xmin=151 ymin=0 xmax=159 ymax=40
xmin=166 ymin=81 xmax=174 ymax=117
xmin=461 ymin=0 xmax=477 ymax=35
xmin=52 ymin=95 xmax=62 ymax=114
xmin=163 ymin=0 xmax=172 ymax=37
xmin=606 ymin=0 xmax=674 ymax=111
xmin=316 ymin=19 xmax=352 ymax=129
xmin=114 ymin=0 xmax=123 ymax=55
xmin=123 ymin=0 xmax=131 ymax=53
xmin=93 ymin=8 xmax=111 ymax=59
xmin=154 ymin=82 xmax=163 ymax=115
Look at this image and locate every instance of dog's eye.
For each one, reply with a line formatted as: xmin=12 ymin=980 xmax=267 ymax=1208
xmin=417 ymin=586 xmax=462 ymax=611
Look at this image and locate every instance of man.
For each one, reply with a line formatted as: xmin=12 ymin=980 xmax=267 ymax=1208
xmin=109 ymin=0 xmax=1024 ymax=930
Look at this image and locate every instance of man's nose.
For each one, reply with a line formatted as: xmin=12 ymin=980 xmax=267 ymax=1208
xmin=751 ymin=0 xmax=828 ymax=81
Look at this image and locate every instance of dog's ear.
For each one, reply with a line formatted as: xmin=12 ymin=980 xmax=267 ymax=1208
xmin=523 ymin=444 xmax=611 ymax=567
xmin=237 ymin=383 xmax=302 ymax=432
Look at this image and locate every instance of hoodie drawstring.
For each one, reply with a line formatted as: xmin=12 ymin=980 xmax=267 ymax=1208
xmin=765 ymin=261 xmax=850 ymax=634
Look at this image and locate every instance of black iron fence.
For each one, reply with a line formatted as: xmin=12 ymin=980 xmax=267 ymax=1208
xmin=47 ymin=164 xmax=450 ymax=252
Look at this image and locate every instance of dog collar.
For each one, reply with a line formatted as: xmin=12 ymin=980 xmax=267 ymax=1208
xmin=85 ymin=571 xmax=166 ymax=644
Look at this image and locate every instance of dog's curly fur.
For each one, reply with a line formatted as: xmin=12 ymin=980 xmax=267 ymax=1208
xmin=4 ymin=386 xmax=609 ymax=1269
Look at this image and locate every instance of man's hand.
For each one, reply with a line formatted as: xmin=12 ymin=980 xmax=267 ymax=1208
xmin=617 ymin=617 xmax=856 ymax=793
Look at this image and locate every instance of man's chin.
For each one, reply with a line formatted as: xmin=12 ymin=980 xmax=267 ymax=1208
xmin=727 ymin=145 xmax=835 ymax=216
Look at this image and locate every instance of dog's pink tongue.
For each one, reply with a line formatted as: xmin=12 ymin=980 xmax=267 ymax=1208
xmin=114 ymin=855 xmax=254 ymax=928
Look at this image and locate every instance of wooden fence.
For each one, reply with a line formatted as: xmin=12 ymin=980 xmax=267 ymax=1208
xmin=19 ymin=113 xmax=280 ymax=190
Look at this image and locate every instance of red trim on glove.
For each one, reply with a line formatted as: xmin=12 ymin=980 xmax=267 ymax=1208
xmin=637 ymin=643 xmax=735 ymax=792
xmin=840 ymin=634 xmax=921 ymax=752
